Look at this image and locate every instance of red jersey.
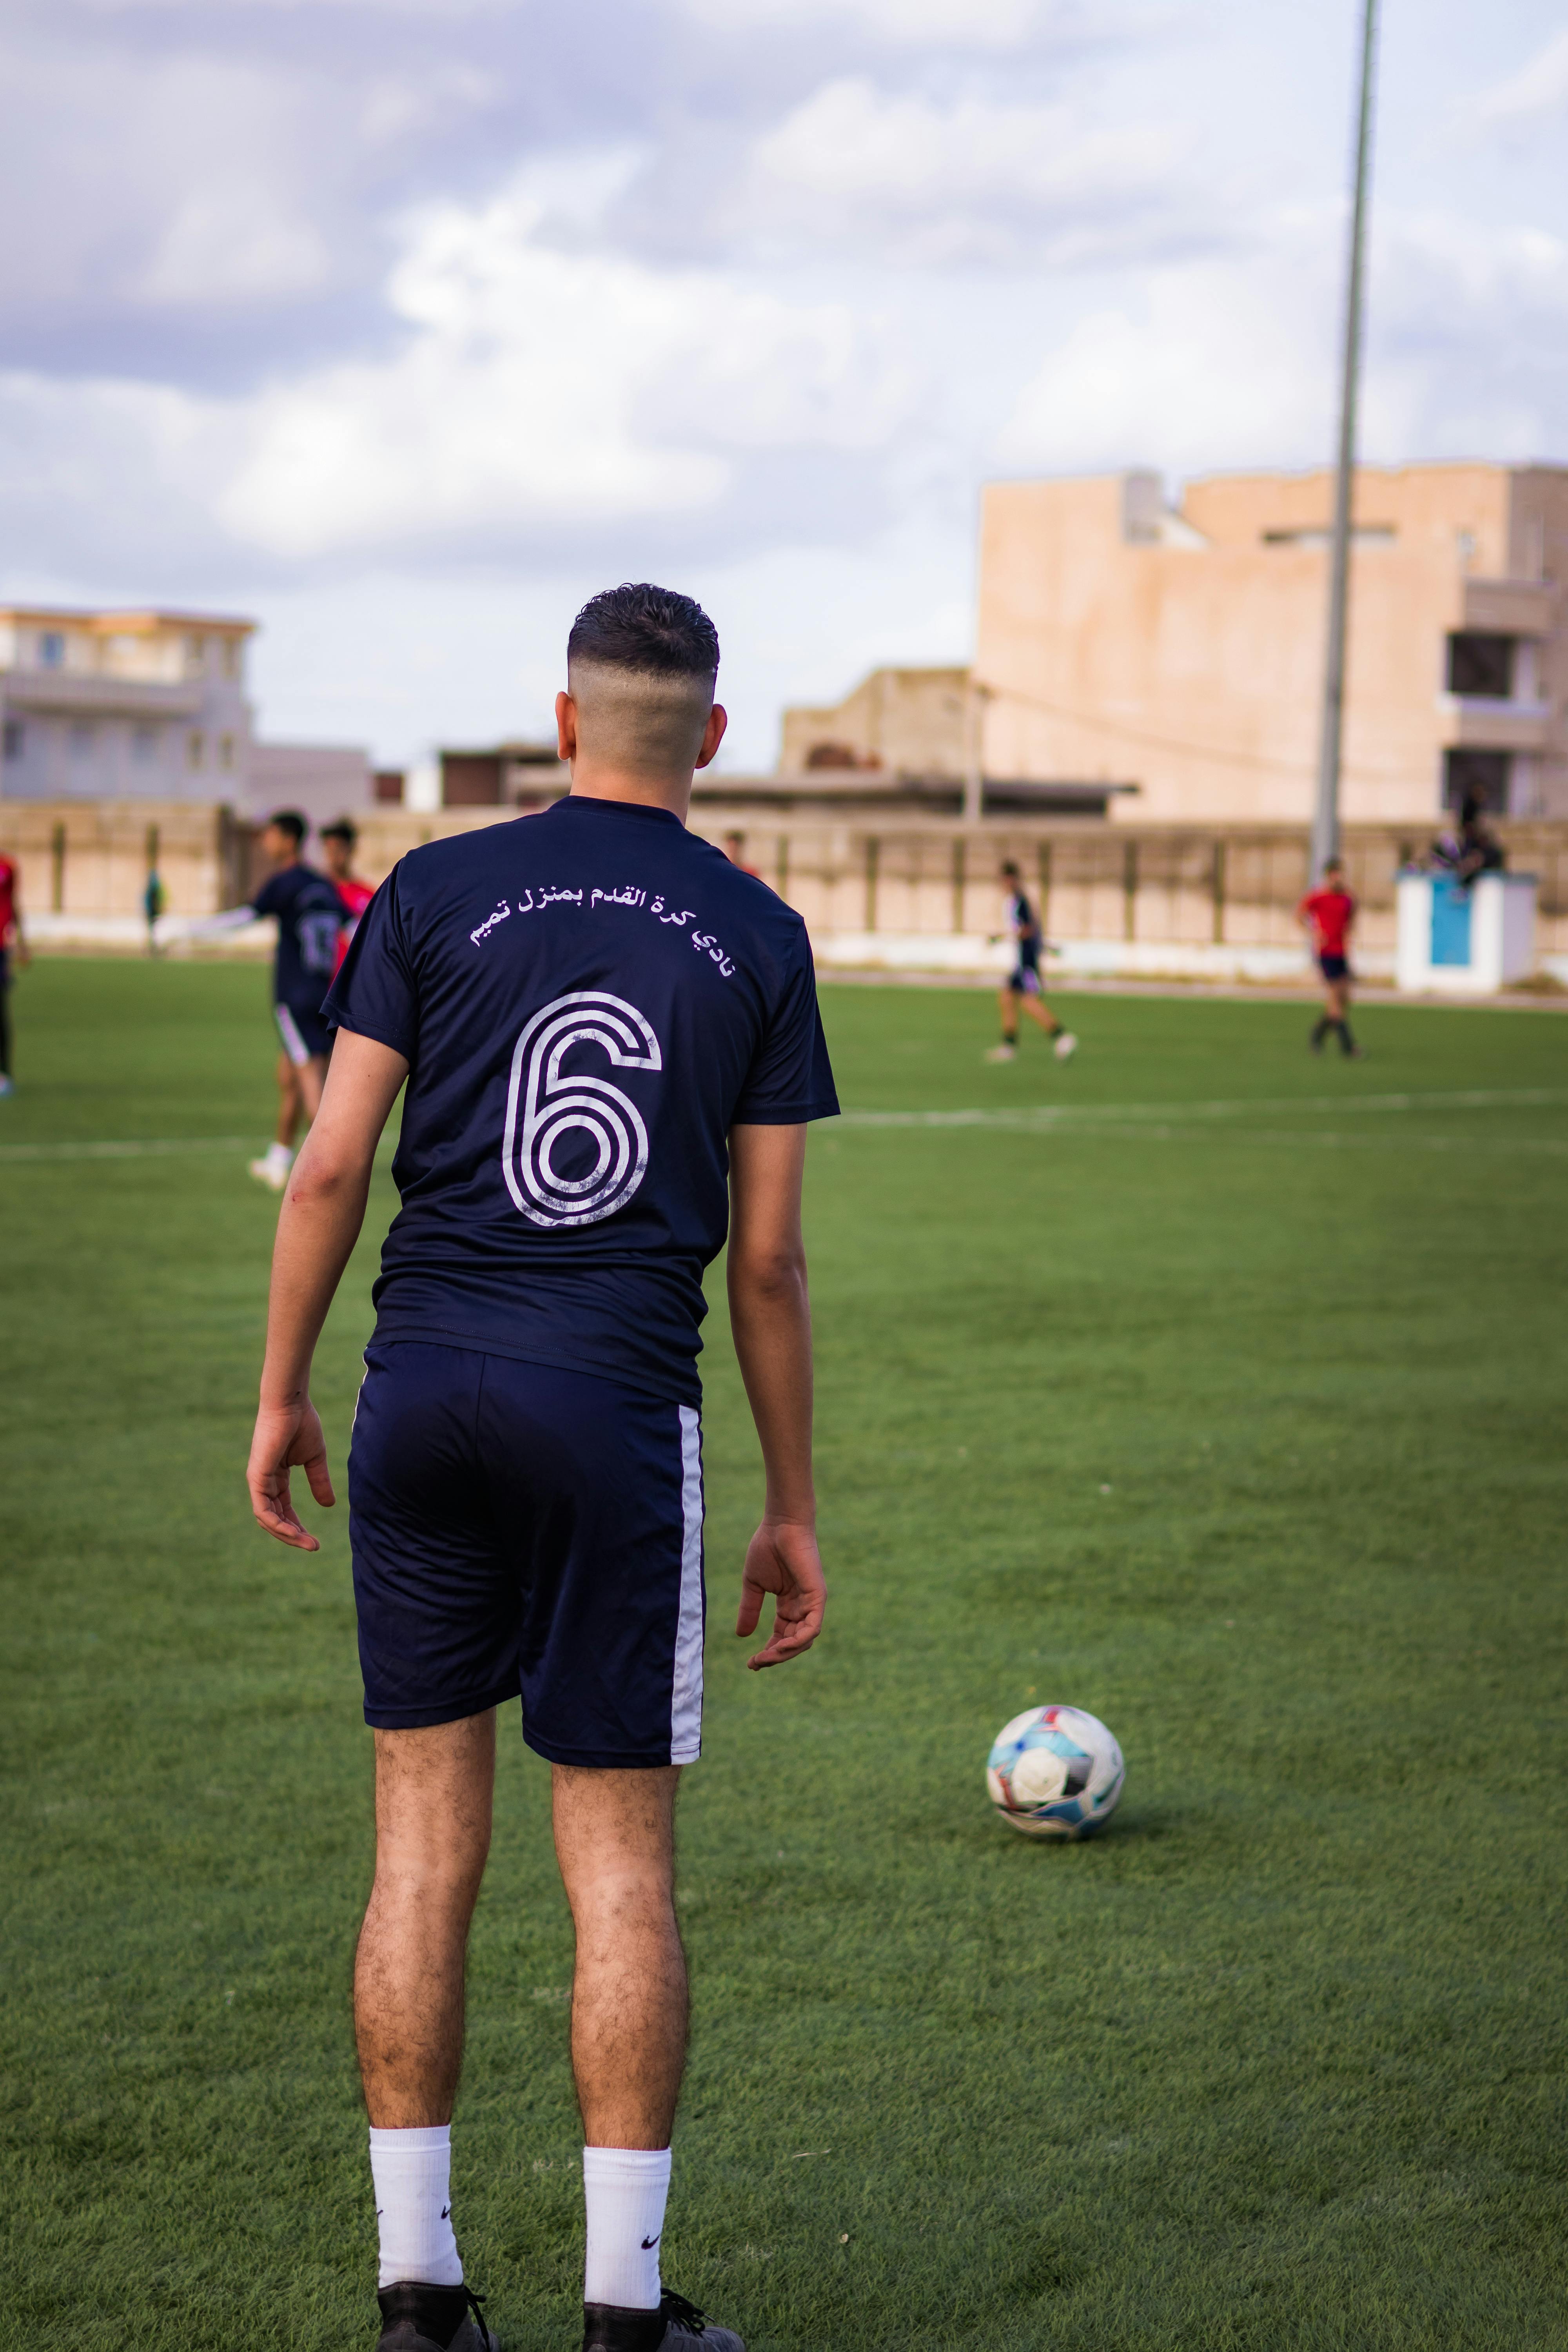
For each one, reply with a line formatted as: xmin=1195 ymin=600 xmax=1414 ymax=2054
xmin=0 ymin=855 xmax=16 ymax=947
xmin=1299 ymin=885 xmax=1354 ymax=958
xmin=332 ymin=876 xmax=375 ymax=978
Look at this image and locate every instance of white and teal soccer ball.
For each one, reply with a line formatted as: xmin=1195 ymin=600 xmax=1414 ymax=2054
xmin=986 ymin=1704 xmax=1124 ymax=1839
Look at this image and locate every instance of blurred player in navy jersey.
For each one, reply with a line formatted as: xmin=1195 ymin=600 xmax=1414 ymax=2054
xmin=245 ymin=585 xmax=837 ymax=2352
xmin=193 ymin=809 xmax=349 ymax=1188
xmin=986 ymin=858 xmax=1076 ymax=1063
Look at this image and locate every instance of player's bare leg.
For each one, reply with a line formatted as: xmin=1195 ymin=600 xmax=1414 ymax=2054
xmin=252 ymin=1053 xmax=303 ymax=1189
xmin=985 ymin=985 xmax=1022 ymax=1061
xmin=252 ymin=1051 xmax=327 ymax=1187
xmin=1311 ymin=976 xmax=1360 ymax=1058
xmin=352 ymin=1715 xmax=496 ymax=2346
xmin=552 ymin=1764 xmax=687 ymax=2149
xmin=354 ymin=1713 xmax=495 ymax=2127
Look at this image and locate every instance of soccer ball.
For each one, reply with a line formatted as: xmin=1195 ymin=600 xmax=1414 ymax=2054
xmin=986 ymin=1704 xmax=1124 ymax=1839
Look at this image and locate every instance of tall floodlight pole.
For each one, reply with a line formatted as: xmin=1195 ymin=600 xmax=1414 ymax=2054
xmin=1311 ymin=0 xmax=1379 ymax=880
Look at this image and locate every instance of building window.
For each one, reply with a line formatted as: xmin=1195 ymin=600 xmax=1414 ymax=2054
xmin=187 ymin=730 xmax=205 ymax=771
xmin=186 ymin=633 xmax=207 ymax=673
xmin=222 ymin=638 xmax=241 ymax=680
xmin=38 ymin=629 xmax=65 ymax=668
xmin=132 ymin=723 xmax=159 ymax=764
xmin=3 ymin=719 xmax=24 ymax=761
xmin=218 ymin=733 xmax=234 ymax=771
xmin=1443 ymin=748 xmax=1510 ymax=815
xmin=70 ymin=720 xmax=96 ymax=759
xmin=1446 ymin=633 xmax=1514 ymax=699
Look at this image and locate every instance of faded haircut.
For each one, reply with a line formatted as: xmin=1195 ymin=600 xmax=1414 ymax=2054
xmin=567 ymin=582 xmax=720 ymax=778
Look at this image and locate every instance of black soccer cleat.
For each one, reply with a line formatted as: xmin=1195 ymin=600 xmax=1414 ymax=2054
xmin=583 ymin=2287 xmax=745 ymax=2352
xmin=376 ymin=2280 xmax=499 ymax=2352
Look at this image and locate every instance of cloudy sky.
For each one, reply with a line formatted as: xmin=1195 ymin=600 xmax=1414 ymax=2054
xmin=2 ymin=0 xmax=1564 ymax=768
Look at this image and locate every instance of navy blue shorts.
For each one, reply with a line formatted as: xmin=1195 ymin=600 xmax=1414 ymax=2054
xmin=1006 ymin=963 xmax=1042 ymax=996
xmin=1319 ymin=952 xmax=1350 ymax=982
xmin=348 ymin=1342 xmax=705 ymax=1766
xmin=276 ymin=1000 xmax=332 ymax=1065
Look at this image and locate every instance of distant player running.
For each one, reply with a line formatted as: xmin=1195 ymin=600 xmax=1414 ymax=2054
xmin=0 ymin=845 xmax=28 ymax=1097
xmin=245 ymin=585 xmax=837 ymax=2352
xmin=1298 ymin=857 xmax=1362 ymax=1058
xmin=190 ymin=809 xmax=348 ymax=1189
xmin=985 ymin=859 xmax=1076 ymax=1063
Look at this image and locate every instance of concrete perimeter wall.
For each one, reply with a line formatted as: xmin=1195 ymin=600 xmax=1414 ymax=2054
xmin=7 ymin=797 xmax=1568 ymax=980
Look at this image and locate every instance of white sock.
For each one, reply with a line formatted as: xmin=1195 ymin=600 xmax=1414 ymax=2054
xmin=264 ymin=1141 xmax=294 ymax=1175
xmin=582 ymin=2145 xmax=671 ymax=2311
xmin=369 ymin=2125 xmax=463 ymax=2288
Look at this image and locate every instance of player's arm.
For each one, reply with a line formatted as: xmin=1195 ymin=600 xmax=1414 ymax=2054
xmin=10 ymin=871 xmax=28 ymax=966
xmin=247 ymin=1030 xmax=409 ymax=1550
xmin=726 ymin=1121 xmax=826 ymax=1671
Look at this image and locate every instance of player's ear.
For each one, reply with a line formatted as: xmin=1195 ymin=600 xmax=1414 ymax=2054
xmin=696 ymin=702 xmax=728 ymax=771
xmin=555 ymin=690 xmax=577 ymax=764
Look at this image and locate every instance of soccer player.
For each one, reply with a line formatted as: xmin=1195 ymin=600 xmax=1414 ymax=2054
xmin=0 ymin=842 xmax=28 ymax=1097
xmin=202 ymin=811 xmax=348 ymax=1189
xmin=1298 ymin=856 xmax=1362 ymax=1058
xmin=985 ymin=858 xmax=1076 ymax=1063
xmin=245 ymin=584 xmax=837 ymax=2352
xmin=321 ymin=818 xmax=376 ymax=978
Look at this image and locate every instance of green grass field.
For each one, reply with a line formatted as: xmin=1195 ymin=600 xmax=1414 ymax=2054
xmin=4 ymin=958 xmax=1566 ymax=2352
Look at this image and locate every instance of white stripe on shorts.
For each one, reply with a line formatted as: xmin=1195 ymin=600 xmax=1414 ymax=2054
xmin=670 ymin=1405 xmax=704 ymax=1765
xmin=275 ymin=1002 xmax=311 ymax=1068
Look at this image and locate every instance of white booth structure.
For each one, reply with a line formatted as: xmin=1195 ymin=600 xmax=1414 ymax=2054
xmin=1396 ymin=870 xmax=1537 ymax=996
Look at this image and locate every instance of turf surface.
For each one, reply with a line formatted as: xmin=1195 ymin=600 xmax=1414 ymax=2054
xmin=3 ymin=958 xmax=1566 ymax=2351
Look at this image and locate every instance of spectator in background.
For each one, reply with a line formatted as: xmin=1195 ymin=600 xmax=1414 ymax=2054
xmin=143 ymin=865 xmax=166 ymax=957
xmin=0 ymin=845 xmax=28 ymax=1097
xmin=320 ymin=820 xmax=375 ymax=978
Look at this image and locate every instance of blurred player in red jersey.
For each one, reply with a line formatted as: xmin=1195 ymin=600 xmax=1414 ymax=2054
xmin=320 ymin=820 xmax=375 ymax=976
xmin=1298 ymin=857 xmax=1362 ymax=1058
xmin=0 ymin=846 xmax=29 ymax=1097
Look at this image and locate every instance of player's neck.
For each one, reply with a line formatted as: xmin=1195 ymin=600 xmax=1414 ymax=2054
xmin=567 ymin=769 xmax=691 ymax=826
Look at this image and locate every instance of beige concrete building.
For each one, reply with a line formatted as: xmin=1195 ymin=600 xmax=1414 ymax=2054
xmin=779 ymin=664 xmax=973 ymax=777
xmin=0 ymin=602 xmax=372 ymax=828
xmin=976 ymin=463 xmax=1568 ymax=826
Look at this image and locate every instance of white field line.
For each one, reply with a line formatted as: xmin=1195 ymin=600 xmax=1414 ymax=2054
xmin=0 ymin=1134 xmax=262 ymax=1164
xmin=839 ymin=1087 xmax=1568 ymax=1131
xmin=975 ymin=1124 xmax=1568 ymax=1156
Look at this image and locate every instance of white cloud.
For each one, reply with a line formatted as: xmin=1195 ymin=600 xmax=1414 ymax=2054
xmin=216 ymin=176 xmax=915 ymax=556
xmin=994 ymin=208 xmax=1568 ymax=483
xmin=676 ymin=0 xmax=1053 ymax=47
xmin=1474 ymin=27 xmax=1568 ymax=130
xmin=748 ymin=75 xmax=1193 ymax=265
xmin=134 ymin=185 xmax=332 ymax=304
xmin=0 ymin=166 xmax=917 ymax=569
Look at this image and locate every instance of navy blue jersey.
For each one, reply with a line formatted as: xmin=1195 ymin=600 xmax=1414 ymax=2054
xmin=252 ymin=864 xmax=347 ymax=1013
xmin=1008 ymin=889 xmax=1042 ymax=963
xmin=324 ymin=795 xmax=839 ymax=1405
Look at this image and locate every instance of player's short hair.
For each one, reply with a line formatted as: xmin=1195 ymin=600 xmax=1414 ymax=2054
xmin=320 ymin=819 xmax=358 ymax=847
xmin=267 ymin=809 xmax=307 ymax=844
xmin=1000 ymin=859 xmax=1021 ymax=879
xmin=568 ymin=583 xmax=719 ymax=681
xmin=1323 ymin=855 xmax=1345 ymax=874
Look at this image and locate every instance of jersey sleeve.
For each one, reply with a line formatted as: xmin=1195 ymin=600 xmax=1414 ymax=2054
xmin=321 ymin=871 xmax=418 ymax=1058
xmin=731 ymin=927 xmax=839 ymax=1126
xmin=250 ymin=873 xmax=285 ymax=918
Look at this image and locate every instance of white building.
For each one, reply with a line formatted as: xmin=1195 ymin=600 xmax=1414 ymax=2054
xmin=0 ymin=603 xmax=370 ymax=826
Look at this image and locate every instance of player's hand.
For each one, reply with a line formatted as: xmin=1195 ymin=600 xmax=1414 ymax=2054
xmin=247 ymin=1398 xmax=335 ymax=1550
xmin=737 ymin=1517 xmax=826 ymax=1670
